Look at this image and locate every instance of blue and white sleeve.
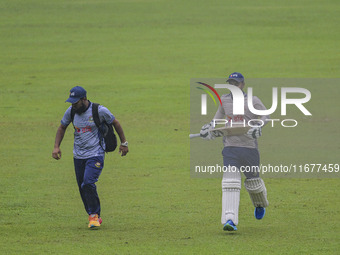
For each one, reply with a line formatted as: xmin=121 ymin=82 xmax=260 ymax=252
xmin=98 ymin=105 xmax=115 ymax=124
xmin=60 ymin=106 xmax=72 ymax=127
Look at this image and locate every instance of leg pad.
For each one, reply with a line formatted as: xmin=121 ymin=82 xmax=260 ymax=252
xmin=221 ymin=169 xmax=241 ymax=225
xmin=244 ymin=178 xmax=269 ymax=207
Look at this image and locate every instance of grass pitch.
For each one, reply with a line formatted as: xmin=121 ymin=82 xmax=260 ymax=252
xmin=0 ymin=0 xmax=339 ymax=254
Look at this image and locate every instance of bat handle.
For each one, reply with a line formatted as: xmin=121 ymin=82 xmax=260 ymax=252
xmin=189 ymin=133 xmax=201 ymax=139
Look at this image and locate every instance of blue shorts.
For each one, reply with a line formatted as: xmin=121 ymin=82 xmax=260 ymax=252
xmin=222 ymin=146 xmax=260 ymax=178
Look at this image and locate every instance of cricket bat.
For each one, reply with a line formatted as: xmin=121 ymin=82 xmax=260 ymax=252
xmin=189 ymin=126 xmax=250 ymax=139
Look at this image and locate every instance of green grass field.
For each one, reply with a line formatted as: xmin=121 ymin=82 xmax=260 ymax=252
xmin=1 ymin=0 xmax=339 ymax=254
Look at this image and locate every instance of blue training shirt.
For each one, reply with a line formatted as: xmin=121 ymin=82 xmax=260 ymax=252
xmin=61 ymin=102 xmax=115 ymax=159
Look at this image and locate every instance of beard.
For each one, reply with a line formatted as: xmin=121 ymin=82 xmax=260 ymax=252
xmin=73 ymin=101 xmax=87 ymax=114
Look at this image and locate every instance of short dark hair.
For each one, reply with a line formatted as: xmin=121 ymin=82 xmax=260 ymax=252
xmin=228 ymin=80 xmax=240 ymax=86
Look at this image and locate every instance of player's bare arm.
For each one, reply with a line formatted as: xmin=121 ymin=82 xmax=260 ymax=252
xmin=52 ymin=124 xmax=67 ymax=160
xmin=112 ymin=119 xmax=129 ymax=156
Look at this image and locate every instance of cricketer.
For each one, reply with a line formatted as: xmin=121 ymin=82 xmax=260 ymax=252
xmin=200 ymin=72 xmax=269 ymax=231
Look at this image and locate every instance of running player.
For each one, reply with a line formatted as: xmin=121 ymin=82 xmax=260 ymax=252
xmin=200 ymin=72 xmax=269 ymax=231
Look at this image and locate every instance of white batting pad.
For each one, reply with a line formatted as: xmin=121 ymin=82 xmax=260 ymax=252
xmin=221 ymin=168 xmax=241 ymax=225
xmin=244 ymin=178 xmax=269 ymax=207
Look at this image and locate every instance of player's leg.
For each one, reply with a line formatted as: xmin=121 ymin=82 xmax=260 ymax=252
xmin=240 ymin=148 xmax=269 ymax=220
xmin=82 ymin=156 xmax=104 ymax=228
xmin=221 ymin=147 xmax=241 ymax=231
xmin=74 ymin=158 xmax=89 ymax=214
xmin=244 ymin=177 xmax=269 ymax=219
xmin=221 ymin=168 xmax=241 ymax=231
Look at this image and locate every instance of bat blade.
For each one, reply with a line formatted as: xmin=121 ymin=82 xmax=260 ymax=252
xmin=189 ymin=126 xmax=250 ymax=139
xmin=211 ymin=126 xmax=250 ymax=136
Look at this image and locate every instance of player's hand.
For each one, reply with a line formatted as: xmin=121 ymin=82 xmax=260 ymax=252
xmin=200 ymin=121 xmax=215 ymax=140
xmin=246 ymin=126 xmax=262 ymax=139
xmin=52 ymin=147 xmax=62 ymax=160
xmin=119 ymin=145 xmax=129 ymax=156
xmin=211 ymin=129 xmax=224 ymax=138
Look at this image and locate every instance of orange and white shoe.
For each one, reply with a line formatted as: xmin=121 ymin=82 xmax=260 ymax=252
xmin=88 ymin=214 xmax=101 ymax=229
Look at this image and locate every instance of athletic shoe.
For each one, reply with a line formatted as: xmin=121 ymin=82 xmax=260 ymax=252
xmin=88 ymin=214 xmax=101 ymax=228
xmin=223 ymin=220 xmax=237 ymax=231
xmin=254 ymin=207 xmax=265 ymax=220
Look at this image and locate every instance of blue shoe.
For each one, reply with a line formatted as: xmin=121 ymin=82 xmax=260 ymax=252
xmin=254 ymin=207 xmax=265 ymax=220
xmin=223 ymin=220 xmax=237 ymax=231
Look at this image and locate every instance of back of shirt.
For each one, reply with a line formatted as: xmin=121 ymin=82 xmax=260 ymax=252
xmin=214 ymin=93 xmax=269 ymax=149
xmin=61 ymin=102 xmax=115 ymax=159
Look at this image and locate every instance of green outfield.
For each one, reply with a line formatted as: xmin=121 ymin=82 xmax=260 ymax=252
xmin=1 ymin=0 xmax=339 ymax=254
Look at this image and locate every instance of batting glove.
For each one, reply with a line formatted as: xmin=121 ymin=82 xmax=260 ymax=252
xmin=200 ymin=121 xmax=216 ymax=140
xmin=246 ymin=126 xmax=262 ymax=139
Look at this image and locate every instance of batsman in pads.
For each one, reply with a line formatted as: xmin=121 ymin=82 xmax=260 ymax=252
xmin=200 ymin=72 xmax=269 ymax=231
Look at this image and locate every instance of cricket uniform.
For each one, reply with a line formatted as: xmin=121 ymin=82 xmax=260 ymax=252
xmin=61 ymin=102 xmax=115 ymax=216
xmin=214 ymin=92 xmax=270 ymax=226
xmin=214 ymin=93 xmax=269 ymax=150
